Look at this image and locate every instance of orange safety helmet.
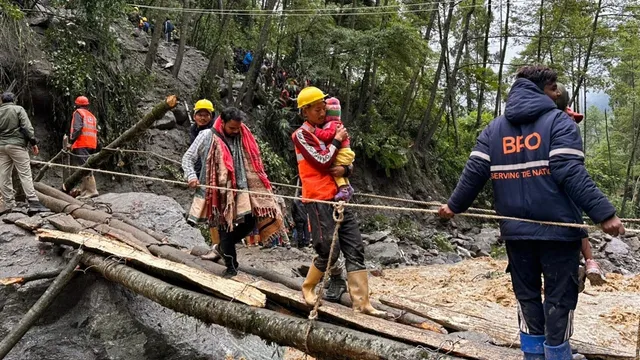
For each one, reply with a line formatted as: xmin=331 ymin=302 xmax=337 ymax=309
xmin=75 ymin=96 xmax=90 ymax=106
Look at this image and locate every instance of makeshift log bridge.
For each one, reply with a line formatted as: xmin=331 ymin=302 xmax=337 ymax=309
xmin=0 ymin=183 xmax=531 ymax=359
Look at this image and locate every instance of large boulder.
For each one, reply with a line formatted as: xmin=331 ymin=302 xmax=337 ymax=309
xmin=469 ymin=227 xmax=500 ymax=255
xmin=365 ymin=241 xmax=402 ymax=266
xmin=152 ymin=111 xmax=177 ymax=130
xmin=94 ymin=192 xmax=203 ymax=248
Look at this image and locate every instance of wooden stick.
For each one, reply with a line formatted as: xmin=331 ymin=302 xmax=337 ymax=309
xmin=62 ymin=95 xmax=178 ymax=192
xmin=0 ymin=269 xmax=64 ymax=286
xmin=79 ymin=252 xmax=443 ymax=360
xmin=34 ymin=150 xmax=65 ymax=182
xmin=0 ymin=251 xmax=81 ymax=358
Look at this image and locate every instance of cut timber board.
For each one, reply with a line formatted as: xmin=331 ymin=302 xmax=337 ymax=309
xmin=36 ymin=229 xmax=266 ymax=307
xmin=234 ymin=277 xmax=522 ymax=360
xmin=381 ymin=295 xmax=635 ymax=360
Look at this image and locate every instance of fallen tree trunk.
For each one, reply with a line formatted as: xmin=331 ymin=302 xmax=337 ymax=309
xmin=80 ymin=252 xmax=445 ymax=360
xmin=0 ymin=251 xmax=81 ymax=358
xmin=145 ymin=244 xmax=517 ymax=360
xmin=0 ymin=268 xmax=65 ymax=286
xmin=34 ymin=182 xmax=88 ymax=208
xmin=237 ymin=265 xmax=446 ymax=333
xmin=62 ymin=95 xmax=178 ymax=192
xmin=34 ymin=150 xmax=64 ymax=182
xmin=37 ymin=229 xmax=266 ymax=307
xmin=381 ymin=295 xmax=635 ymax=360
xmin=36 ymin=191 xmax=160 ymax=246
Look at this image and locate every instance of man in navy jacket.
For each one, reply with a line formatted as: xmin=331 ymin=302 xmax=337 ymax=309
xmin=438 ymin=66 xmax=624 ymax=360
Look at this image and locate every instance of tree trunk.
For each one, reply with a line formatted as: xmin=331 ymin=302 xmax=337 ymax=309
xmin=238 ymin=0 xmax=278 ymax=110
xmin=536 ymin=0 xmax=544 ymax=63
xmin=79 ymin=253 xmax=441 ymax=360
xmin=568 ymin=0 xmax=603 ymax=107
xmin=621 ymin=101 xmax=639 ymax=217
xmin=494 ymin=0 xmax=510 ymax=118
xmin=415 ymin=2 xmax=455 ymax=147
xmin=474 ymin=0 xmax=492 ymax=129
xmin=144 ymin=1 xmax=167 ymax=74
xmin=425 ymin=0 xmax=476 ymax=146
xmin=605 ymin=109 xmax=613 ymax=183
xmin=397 ymin=2 xmax=438 ymax=128
xmin=464 ymin=41 xmax=473 ymax=112
xmin=0 ymin=251 xmax=81 ymax=359
xmin=172 ymin=0 xmax=192 ymax=78
xmin=61 ymin=96 xmax=177 ymax=191
xmin=583 ymin=82 xmax=587 ymax=157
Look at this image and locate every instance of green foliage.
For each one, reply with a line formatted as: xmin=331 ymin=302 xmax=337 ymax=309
xmin=0 ymin=0 xmax=24 ymax=19
xmin=257 ymin=140 xmax=293 ymax=184
xmin=432 ymin=233 xmax=455 ymax=252
xmin=351 ymin=121 xmax=410 ymax=177
xmin=44 ymin=1 xmax=145 ymax=142
xmin=490 ymin=244 xmax=507 ymax=259
xmin=361 ymin=213 xmax=391 ymax=233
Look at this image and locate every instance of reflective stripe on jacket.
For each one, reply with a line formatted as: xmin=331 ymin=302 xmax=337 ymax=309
xmin=292 ymin=122 xmax=340 ymax=202
xmin=71 ymin=108 xmax=98 ymax=150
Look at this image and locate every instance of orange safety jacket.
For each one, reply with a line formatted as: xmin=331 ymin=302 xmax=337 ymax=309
xmin=70 ymin=108 xmax=98 ymax=150
xmin=291 ymin=123 xmax=340 ymax=202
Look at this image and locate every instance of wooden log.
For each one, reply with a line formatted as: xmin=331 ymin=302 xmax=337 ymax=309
xmin=34 ymin=182 xmax=88 ymax=209
xmin=62 ymin=95 xmax=178 ymax=192
xmin=237 ymin=265 xmax=447 ymax=333
xmin=34 ymin=150 xmax=65 ymax=182
xmin=111 ymin=213 xmax=170 ymax=243
xmin=62 ymin=135 xmax=70 ymax=181
xmin=79 ymin=252 xmax=447 ymax=360
xmin=89 ymin=222 xmax=152 ymax=254
xmin=47 ymin=214 xmax=84 ymax=233
xmin=0 ymin=251 xmax=81 ymax=358
xmin=381 ymin=295 xmax=635 ymax=360
xmin=0 ymin=268 xmax=64 ymax=286
xmin=145 ymin=244 xmax=517 ymax=360
xmin=35 ymin=191 xmax=159 ymax=246
xmin=36 ymin=229 xmax=266 ymax=307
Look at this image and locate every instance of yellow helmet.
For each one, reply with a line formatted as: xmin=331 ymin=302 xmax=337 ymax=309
xmin=134 ymin=6 xmax=139 ymax=11
xmin=296 ymin=86 xmax=327 ymax=109
xmin=194 ymin=99 xmax=214 ymax=114
xmin=142 ymin=17 xmax=148 ymax=22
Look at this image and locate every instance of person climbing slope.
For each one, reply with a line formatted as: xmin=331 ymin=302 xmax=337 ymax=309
xmin=183 ymin=107 xmax=283 ymax=277
xmin=69 ymin=96 xmax=99 ymax=199
xmin=292 ymin=86 xmax=381 ymax=315
xmin=437 ymin=66 xmax=624 ymax=360
xmin=314 ymin=97 xmax=355 ymax=201
xmin=555 ymin=83 xmax=606 ymax=287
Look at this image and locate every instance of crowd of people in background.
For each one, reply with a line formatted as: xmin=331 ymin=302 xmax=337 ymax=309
xmin=128 ymin=7 xmax=178 ymax=43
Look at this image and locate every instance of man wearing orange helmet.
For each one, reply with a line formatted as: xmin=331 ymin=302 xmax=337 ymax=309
xmin=69 ymin=96 xmax=99 ymax=199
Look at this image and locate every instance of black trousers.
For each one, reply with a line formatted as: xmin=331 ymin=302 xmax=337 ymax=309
xmin=294 ymin=221 xmax=310 ymax=247
xmin=305 ymin=203 xmax=365 ymax=273
xmin=506 ymin=240 xmax=581 ymax=346
xmin=218 ymin=215 xmax=256 ymax=270
xmin=71 ymin=147 xmax=94 ymax=166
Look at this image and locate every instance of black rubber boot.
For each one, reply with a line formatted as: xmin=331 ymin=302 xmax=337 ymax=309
xmin=323 ymin=275 xmax=347 ymax=302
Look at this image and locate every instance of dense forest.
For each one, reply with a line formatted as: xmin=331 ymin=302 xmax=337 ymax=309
xmin=1 ymin=0 xmax=640 ymax=216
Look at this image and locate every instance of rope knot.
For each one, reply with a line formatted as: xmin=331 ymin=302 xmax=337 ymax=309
xmin=333 ymin=201 xmax=345 ymax=222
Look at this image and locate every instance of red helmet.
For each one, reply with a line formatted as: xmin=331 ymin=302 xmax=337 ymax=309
xmin=75 ymin=96 xmax=89 ymax=106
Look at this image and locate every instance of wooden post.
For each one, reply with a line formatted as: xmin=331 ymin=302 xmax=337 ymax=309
xmin=62 ymin=135 xmax=70 ymax=181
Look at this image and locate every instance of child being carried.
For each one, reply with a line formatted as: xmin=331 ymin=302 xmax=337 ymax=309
xmin=314 ymin=97 xmax=355 ymax=201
